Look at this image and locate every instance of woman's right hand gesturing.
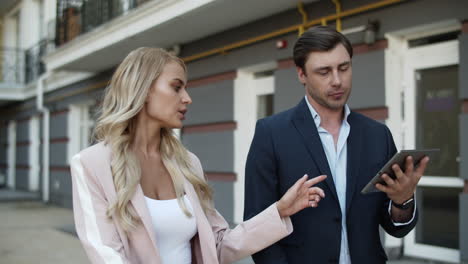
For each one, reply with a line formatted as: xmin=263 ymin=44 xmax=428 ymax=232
xmin=276 ymin=174 xmax=327 ymax=217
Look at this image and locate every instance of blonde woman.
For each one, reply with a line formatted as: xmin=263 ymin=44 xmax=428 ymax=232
xmin=70 ymin=47 xmax=327 ymax=264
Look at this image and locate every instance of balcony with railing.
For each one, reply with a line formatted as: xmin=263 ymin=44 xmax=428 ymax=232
xmin=45 ymin=0 xmax=319 ymax=73
xmin=0 ymin=39 xmax=52 ymax=102
xmin=25 ymin=40 xmax=52 ymax=83
xmin=0 ymin=47 xmax=25 ymax=88
xmin=44 ymin=0 xmax=218 ymax=72
xmin=56 ymin=0 xmax=151 ymax=47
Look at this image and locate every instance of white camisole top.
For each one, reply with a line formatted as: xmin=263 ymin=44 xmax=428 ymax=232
xmin=144 ymin=195 xmax=197 ymax=264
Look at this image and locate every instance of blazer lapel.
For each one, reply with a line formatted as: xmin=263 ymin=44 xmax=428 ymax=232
xmin=130 ymin=185 xmax=162 ymax=262
xmin=291 ymin=98 xmax=339 ymax=204
xmin=183 ymin=178 xmax=219 ymax=264
xmin=345 ymin=112 xmax=362 ymax=213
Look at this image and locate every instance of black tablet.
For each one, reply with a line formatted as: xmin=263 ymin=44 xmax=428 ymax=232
xmin=361 ymin=149 xmax=440 ymax=194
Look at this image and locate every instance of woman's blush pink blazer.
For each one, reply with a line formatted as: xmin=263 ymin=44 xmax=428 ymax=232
xmin=70 ymin=142 xmax=293 ymax=264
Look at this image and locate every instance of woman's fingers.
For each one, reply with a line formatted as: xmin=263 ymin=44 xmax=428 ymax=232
xmin=292 ymin=174 xmax=309 ymax=192
xmin=309 ymin=194 xmax=321 ymax=202
xmin=304 ymin=175 xmax=327 ymax=188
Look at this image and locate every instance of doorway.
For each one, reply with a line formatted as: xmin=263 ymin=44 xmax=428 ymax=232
xmin=402 ymin=39 xmax=463 ymax=263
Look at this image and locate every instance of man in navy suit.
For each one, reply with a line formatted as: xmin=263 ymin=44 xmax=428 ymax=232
xmin=243 ymin=26 xmax=429 ymax=264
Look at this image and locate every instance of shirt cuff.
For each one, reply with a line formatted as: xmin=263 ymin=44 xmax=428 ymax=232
xmin=387 ymin=195 xmax=417 ymax=226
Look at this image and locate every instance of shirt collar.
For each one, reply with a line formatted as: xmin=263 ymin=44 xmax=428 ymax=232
xmin=304 ymin=95 xmax=350 ymax=128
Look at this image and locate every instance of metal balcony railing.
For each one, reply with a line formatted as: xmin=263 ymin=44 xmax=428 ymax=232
xmin=25 ymin=40 xmax=53 ymax=83
xmin=56 ymin=0 xmax=152 ymax=46
xmin=0 ymin=48 xmax=25 ymax=85
xmin=0 ymin=39 xmax=53 ymax=86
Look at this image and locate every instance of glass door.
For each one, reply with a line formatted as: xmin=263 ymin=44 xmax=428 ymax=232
xmin=403 ymin=40 xmax=463 ymax=263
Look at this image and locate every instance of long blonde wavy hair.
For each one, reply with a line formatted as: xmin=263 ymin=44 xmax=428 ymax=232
xmin=94 ymin=47 xmax=213 ymax=232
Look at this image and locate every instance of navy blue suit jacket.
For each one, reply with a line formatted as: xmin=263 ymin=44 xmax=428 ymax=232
xmin=244 ymin=98 xmax=418 ymax=264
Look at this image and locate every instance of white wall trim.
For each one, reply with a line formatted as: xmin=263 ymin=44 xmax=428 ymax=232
xmin=233 ymin=61 xmax=276 ymax=224
xmin=68 ymin=105 xmax=81 ymax=165
xmin=68 ymin=101 xmax=94 ymax=164
xmin=42 ymin=108 xmax=50 ymax=201
xmin=28 ymin=116 xmax=40 ymax=191
xmin=0 ymin=71 xmax=95 ymax=101
xmin=404 ymin=238 xmax=460 ymax=263
xmin=7 ymin=121 xmax=16 ymax=189
xmin=233 ymin=71 xmax=253 ymax=224
xmin=383 ymin=34 xmax=406 ymax=249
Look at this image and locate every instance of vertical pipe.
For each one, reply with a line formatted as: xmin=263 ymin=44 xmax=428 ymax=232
xmin=332 ymin=0 xmax=342 ymax=31
xmin=42 ymin=108 xmax=49 ymax=202
xmin=297 ymin=2 xmax=308 ymax=36
xmin=37 ymin=73 xmax=50 ymax=202
xmin=7 ymin=121 xmax=16 ymax=189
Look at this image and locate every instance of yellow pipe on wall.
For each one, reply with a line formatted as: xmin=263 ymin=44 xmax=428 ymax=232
xmin=297 ymin=2 xmax=308 ymax=36
xmin=332 ymin=0 xmax=342 ymax=32
xmin=183 ymin=0 xmax=406 ymax=63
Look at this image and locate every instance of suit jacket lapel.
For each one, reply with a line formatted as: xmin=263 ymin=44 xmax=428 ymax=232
xmin=345 ymin=112 xmax=362 ymax=213
xmin=130 ymin=185 xmax=162 ymax=262
xmin=291 ymin=98 xmax=339 ymax=204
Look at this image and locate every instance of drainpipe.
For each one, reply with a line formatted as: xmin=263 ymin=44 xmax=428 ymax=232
xmin=37 ymin=72 xmax=51 ymax=202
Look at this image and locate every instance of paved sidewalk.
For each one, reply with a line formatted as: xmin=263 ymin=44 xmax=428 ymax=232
xmin=0 ymin=199 xmax=446 ymax=264
xmin=0 ymin=201 xmax=88 ymax=264
xmin=0 ymin=188 xmax=39 ymax=202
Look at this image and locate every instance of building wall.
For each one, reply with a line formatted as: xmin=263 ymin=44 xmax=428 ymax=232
xmin=0 ymin=69 xmax=109 ymax=205
xmin=45 ymin=72 xmax=108 ymax=208
xmin=48 ymin=109 xmax=69 ymax=207
xmin=14 ymin=118 xmax=29 ymax=190
xmin=183 ymin=0 xmax=468 ymax=80
xmin=182 ymin=73 xmax=237 ymax=222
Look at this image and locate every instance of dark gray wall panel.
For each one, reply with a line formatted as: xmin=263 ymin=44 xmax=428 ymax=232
xmin=210 ymin=181 xmax=234 ymax=223
xmin=54 ymin=89 xmax=104 ymax=111
xmin=182 ymin=131 xmax=234 ymax=172
xmin=16 ymin=145 xmax=29 ymax=165
xmin=50 ymin=142 xmax=68 ymax=166
xmin=0 ymin=147 xmax=6 ymax=164
xmin=49 ymin=171 xmax=73 ymax=208
xmin=15 ymin=169 xmax=28 ymax=190
xmin=461 ymin=193 xmax=468 ymax=262
xmin=348 ymin=50 xmax=385 ymax=109
xmin=0 ymin=126 xmax=7 ymax=164
xmin=0 ymin=126 xmax=7 ymax=143
xmin=187 ymin=33 xmax=298 ymax=80
xmin=274 ymin=67 xmax=304 ymax=113
xmin=184 ymin=80 xmax=234 ymax=126
xmin=16 ymin=121 xmax=29 ymax=142
xmin=50 ymin=113 xmax=68 ymax=139
xmin=461 ymin=114 xmax=468 ymax=180
xmin=460 ymin=34 xmax=468 ymax=99
xmin=0 ymin=150 xmax=6 ymax=164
